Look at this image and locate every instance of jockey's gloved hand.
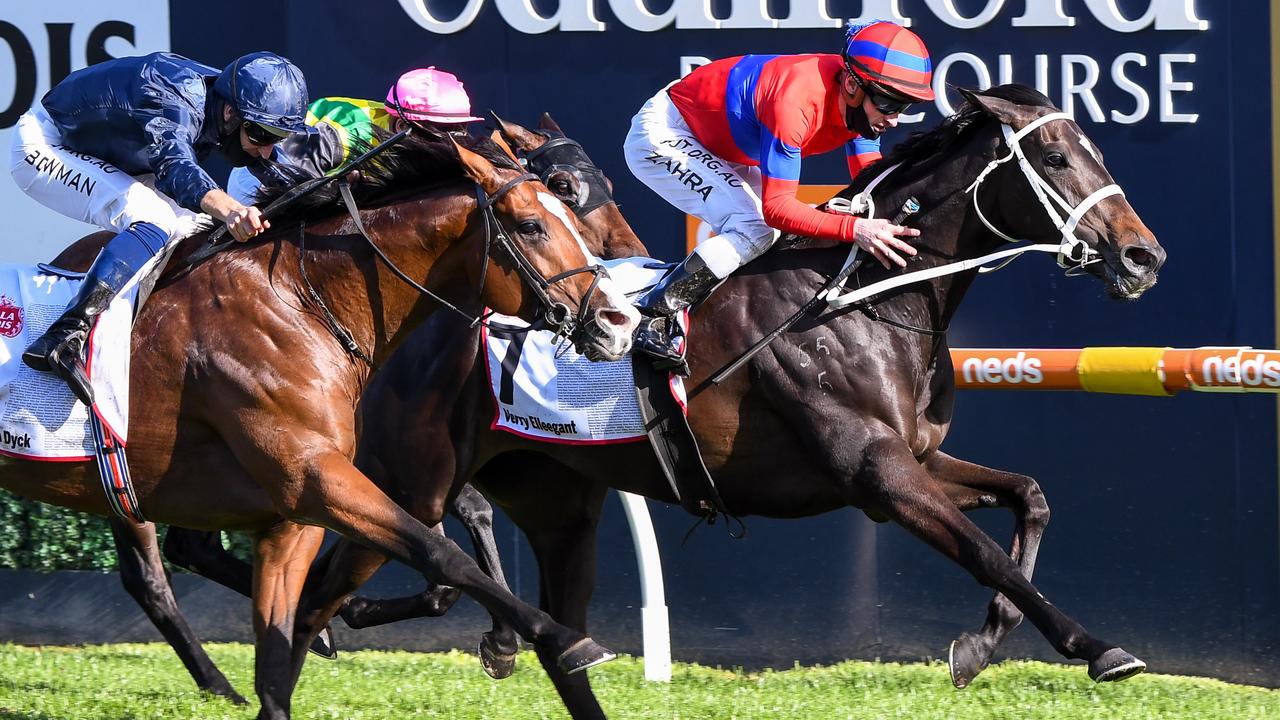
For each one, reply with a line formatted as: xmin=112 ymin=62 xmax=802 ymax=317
xmin=849 ymin=218 xmax=920 ymax=269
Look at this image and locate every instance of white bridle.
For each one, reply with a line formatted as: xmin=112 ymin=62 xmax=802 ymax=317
xmin=822 ymin=111 xmax=1125 ymax=310
xmin=967 ymin=111 xmax=1123 ymax=269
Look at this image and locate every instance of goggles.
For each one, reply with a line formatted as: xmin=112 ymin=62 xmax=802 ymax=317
xmin=242 ymin=120 xmax=290 ymax=147
xmin=852 ymin=76 xmax=915 ymax=115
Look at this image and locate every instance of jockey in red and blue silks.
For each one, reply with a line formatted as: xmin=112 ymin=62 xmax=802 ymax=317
xmin=10 ymin=51 xmax=314 ymax=406
xmin=622 ymin=21 xmax=934 ymax=371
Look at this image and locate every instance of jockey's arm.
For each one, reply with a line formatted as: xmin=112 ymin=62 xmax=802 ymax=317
xmin=200 ymin=188 xmax=269 ymax=242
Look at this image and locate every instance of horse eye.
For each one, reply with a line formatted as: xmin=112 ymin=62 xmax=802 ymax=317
xmin=517 ymin=220 xmax=543 ymax=235
xmin=1045 ymin=151 xmax=1067 ymax=168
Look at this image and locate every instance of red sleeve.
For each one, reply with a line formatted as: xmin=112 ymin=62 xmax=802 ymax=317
xmin=847 ymin=150 xmax=881 ymax=180
xmin=760 ymin=176 xmax=858 ymax=242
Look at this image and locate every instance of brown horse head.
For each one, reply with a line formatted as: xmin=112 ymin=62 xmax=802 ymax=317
xmin=957 ymin=86 xmax=1165 ymax=299
xmin=493 ymin=113 xmax=649 ymax=260
xmin=451 ymin=139 xmax=638 ymax=359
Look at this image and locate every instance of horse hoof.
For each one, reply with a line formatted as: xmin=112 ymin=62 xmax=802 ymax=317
xmin=948 ymin=633 xmax=990 ymax=689
xmin=207 ymin=683 xmax=248 ymax=706
xmin=556 ymin=637 xmax=616 ymax=675
xmin=478 ymin=632 xmax=518 ymax=679
xmin=1089 ymin=647 xmax=1147 ymax=683
xmin=309 ymin=625 xmax=337 ymax=660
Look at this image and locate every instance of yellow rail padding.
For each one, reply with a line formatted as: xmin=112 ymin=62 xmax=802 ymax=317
xmin=1076 ymin=347 xmax=1172 ymax=396
xmin=951 ymin=347 xmax=1280 ymax=395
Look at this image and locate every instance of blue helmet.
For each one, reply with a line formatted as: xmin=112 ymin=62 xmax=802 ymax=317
xmin=214 ymin=51 xmax=313 ymax=135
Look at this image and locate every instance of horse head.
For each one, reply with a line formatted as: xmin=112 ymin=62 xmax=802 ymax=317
xmin=494 ymin=113 xmax=648 ymax=260
xmin=958 ymin=85 xmax=1165 ymax=299
xmin=453 ymin=140 xmax=638 ymax=360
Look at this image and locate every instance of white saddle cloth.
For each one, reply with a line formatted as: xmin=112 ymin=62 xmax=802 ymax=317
xmin=483 ymin=256 xmax=687 ymax=445
xmin=0 ymin=264 xmax=136 ymax=460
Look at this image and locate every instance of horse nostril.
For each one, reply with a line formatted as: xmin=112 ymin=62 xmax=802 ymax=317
xmin=597 ymin=309 xmax=632 ymax=329
xmin=1121 ymin=245 xmax=1158 ymax=271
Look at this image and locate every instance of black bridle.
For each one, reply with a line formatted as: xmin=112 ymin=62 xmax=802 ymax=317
xmin=301 ymin=171 xmax=606 ymax=366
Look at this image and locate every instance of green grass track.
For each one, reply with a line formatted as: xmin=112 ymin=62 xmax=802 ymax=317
xmin=0 ymin=643 xmax=1275 ymax=719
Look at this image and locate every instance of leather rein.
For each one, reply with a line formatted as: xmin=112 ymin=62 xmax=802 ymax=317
xmin=299 ymin=172 xmax=605 ymax=366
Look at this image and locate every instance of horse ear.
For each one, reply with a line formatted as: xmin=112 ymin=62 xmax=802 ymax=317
xmin=491 ymin=112 xmax=541 ymax=152
xmin=538 ymin=112 xmax=564 ymax=135
xmin=958 ymin=87 xmax=1021 ymax=125
xmin=489 ymin=129 xmax=520 ymax=163
xmin=453 ymin=138 xmax=501 ymax=193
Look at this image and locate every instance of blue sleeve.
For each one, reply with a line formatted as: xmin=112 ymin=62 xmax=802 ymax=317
xmin=759 ymin=131 xmax=802 ymax=182
xmin=134 ymin=77 xmax=218 ymax=213
xmin=848 ymin=135 xmax=881 ymax=160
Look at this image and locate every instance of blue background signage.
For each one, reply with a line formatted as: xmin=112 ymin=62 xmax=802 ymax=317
xmin=0 ymin=1 xmax=1273 ymax=683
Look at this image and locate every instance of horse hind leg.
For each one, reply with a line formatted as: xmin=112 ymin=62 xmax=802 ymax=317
xmin=108 ymin=518 xmax=247 ymax=705
xmin=863 ymin=439 xmax=1144 ymax=684
xmin=923 ymin=451 xmax=1051 ymax=688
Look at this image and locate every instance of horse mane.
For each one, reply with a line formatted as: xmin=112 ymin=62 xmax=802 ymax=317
xmin=260 ymin=128 xmax=522 ymax=222
xmin=853 ymin=83 xmax=1056 ymax=185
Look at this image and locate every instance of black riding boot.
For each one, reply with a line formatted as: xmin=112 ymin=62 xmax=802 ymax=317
xmin=633 ymin=252 xmax=719 ymax=375
xmin=22 ymin=225 xmax=163 ymax=406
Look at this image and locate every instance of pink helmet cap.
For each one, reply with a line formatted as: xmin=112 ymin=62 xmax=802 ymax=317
xmin=385 ymin=67 xmax=483 ymax=124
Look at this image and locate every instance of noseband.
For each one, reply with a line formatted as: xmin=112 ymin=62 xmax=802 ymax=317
xmin=301 ymin=172 xmax=605 ymax=366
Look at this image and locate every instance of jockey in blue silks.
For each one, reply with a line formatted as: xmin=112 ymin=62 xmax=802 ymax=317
xmin=10 ymin=51 xmax=315 ymax=406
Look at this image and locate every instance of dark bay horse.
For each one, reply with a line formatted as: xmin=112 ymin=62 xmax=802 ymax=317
xmin=265 ymin=85 xmax=1167 ymax=718
xmin=0 ymin=132 xmax=638 ymax=718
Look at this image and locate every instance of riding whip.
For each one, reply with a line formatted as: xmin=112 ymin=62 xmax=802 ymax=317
xmin=185 ymin=127 xmax=413 ymax=266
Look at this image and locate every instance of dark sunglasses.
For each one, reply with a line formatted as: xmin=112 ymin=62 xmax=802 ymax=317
xmin=242 ymin=121 xmax=287 ymax=147
xmin=851 ymin=76 xmax=915 ymax=115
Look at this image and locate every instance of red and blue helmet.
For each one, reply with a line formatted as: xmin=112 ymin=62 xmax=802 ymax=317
xmin=842 ymin=21 xmax=935 ymax=103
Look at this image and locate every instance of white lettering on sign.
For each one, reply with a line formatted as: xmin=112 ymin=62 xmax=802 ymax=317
xmin=0 ymin=0 xmax=169 ymax=264
xmin=1201 ymin=354 xmax=1280 ymax=388
xmin=399 ymin=0 xmax=1207 ymax=33
xmin=930 ymin=51 xmax=1196 ymax=124
xmin=961 ymin=353 xmax=1045 ymax=385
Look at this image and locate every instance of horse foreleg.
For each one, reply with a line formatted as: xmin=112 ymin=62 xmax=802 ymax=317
xmin=863 ymin=438 xmax=1144 ymax=683
xmin=274 ymin=447 xmax=613 ymax=674
xmin=453 ymin=482 xmax=520 ymax=679
xmin=337 ymin=522 xmax=459 ymax=629
xmin=164 ymin=527 xmax=252 ymax=594
xmin=480 ymin=468 xmax=609 ymax=720
xmin=923 ymin=451 xmax=1050 ymax=688
xmin=164 ymin=526 xmax=337 ymax=659
xmin=109 ymin=519 xmax=247 ymax=704
xmin=251 ymin=522 xmax=325 ymax=720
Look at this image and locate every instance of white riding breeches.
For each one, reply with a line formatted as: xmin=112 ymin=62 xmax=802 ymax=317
xmin=10 ymin=107 xmax=203 ymax=242
xmin=623 ymin=85 xmax=778 ymax=279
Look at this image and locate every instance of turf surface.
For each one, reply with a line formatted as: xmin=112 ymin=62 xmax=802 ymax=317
xmin=0 ymin=643 xmax=1274 ymax=719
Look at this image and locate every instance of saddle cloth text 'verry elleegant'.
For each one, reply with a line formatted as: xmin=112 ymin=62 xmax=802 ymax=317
xmin=484 ymin=256 xmax=686 ymax=444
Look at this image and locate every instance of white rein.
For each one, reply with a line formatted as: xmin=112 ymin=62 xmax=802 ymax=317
xmin=822 ymin=111 xmax=1123 ymax=310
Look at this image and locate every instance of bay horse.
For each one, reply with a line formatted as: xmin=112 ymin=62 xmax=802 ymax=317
xmin=83 ymin=114 xmax=650 ymax=701
xmin=267 ymin=85 xmax=1166 ymax=718
xmin=0 ymin=131 xmax=638 ymax=719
